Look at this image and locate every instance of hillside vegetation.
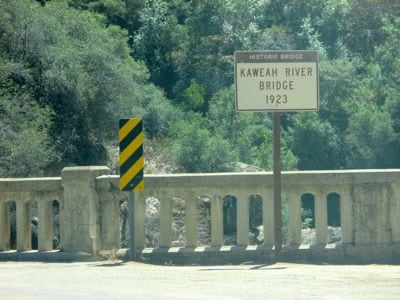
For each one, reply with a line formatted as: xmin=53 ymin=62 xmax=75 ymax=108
xmin=1 ymin=0 xmax=400 ymax=176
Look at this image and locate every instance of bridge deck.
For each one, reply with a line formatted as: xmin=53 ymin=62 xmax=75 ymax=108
xmin=1 ymin=261 xmax=399 ymax=299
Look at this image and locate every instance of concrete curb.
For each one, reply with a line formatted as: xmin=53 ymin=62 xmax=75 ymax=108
xmin=1 ymin=244 xmax=400 ymax=265
xmin=116 ymin=244 xmax=400 ymax=265
xmin=0 ymin=250 xmax=96 ymax=262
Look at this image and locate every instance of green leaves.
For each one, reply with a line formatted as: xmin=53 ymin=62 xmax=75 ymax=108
xmin=132 ymin=0 xmax=185 ymax=96
xmin=0 ymin=58 xmax=55 ymax=177
xmin=0 ymin=0 xmax=173 ymax=174
xmin=290 ymin=112 xmax=344 ymax=170
xmin=183 ymin=79 xmax=206 ymax=112
xmin=345 ymin=104 xmax=400 ymax=168
xmin=2 ymin=0 xmax=400 ymax=176
xmin=169 ymin=114 xmax=238 ymax=172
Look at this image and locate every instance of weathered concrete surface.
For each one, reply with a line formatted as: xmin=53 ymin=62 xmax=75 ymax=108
xmin=102 ymin=169 xmax=400 ymax=247
xmin=61 ymin=166 xmax=111 ymax=255
xmin=2 ymin=168 xmax=400 ymax=262
xmin=117 ymin=244 xmax=400 ymax=265
xmin=0 ymin=261 xmax=399 ymax=299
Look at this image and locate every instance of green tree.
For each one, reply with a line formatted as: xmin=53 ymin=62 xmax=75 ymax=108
xmin=344 ymin=0 xmax=400 ymax=58
xmin=341 ymin=16 xmax=400 ymax=168
xmin=255 ymin=26 xmax=296 ymax=51
xmin=284 ymin=0 xmax=350 ymax=58
xmin=169 ymin=113 xmax=238 ymax=172
xmin=182 ymin=79 xmax=206 ymax=112
xmin=208 ymin=86 xmax=298 ymax=171
xmin=133 ymin=0 xmax=186 ymax=97
xmin=132 ymin=83 xmax=183 ymax=139
xmin=0 ymin=58 xmax=55 ymax=177
xmin=208 ymin=87 xmax=267 ymax=165
xmin=173 ymin=0 xmax=233 ymax=107
xmin=290 ymin=112 xmax=344 ymax=170
xmin=0 ymin=0 xmax=166 ymax=168
xmin=318 ymin=58 xmax=362 ymax=133
xmin=345 ymin=104 xmax=399 ymax=168
xmin=68 ymin=0 xmax=129 ymax=28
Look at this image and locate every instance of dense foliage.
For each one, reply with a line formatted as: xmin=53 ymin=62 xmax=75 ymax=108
xmin=1 ymin=0 xmax=400 ymax=176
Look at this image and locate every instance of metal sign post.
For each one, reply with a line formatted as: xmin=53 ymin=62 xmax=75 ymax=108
xmin=273 ymin=112 xmax=282 ymax=254
xmin=234 ymin=50 xmax=319 ymax=257
xmin=128 ymin=191 xmax=136 ymax=260
xmin=119 ymin=118 xmax=144 ymax=260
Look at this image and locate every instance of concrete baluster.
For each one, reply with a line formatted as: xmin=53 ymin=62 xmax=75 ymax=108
xmin=288 ymin=191 xmax=301 ymax=245
xmin=98 ymin=192 xmax=120 ymax=251
xmin=38 ymin=199 xmax=53 ymax=251
xmin=0 ymin=201 xmax=10 ymax=251
xmin=185 ymin=194 xmax=198 ymax=248
xmin=16 ymin=199 xmax=31 ymax=251
xmin=340 ymin=187 xmax=353 ymax=244
xmin=315 ymin=191 xmax=328 ymax=244
xmin=262 ymin=190 xmax=274 ymax=245
xmin=237 ymin=192 xmax=249 ymax=246
xmin=159 ymin=195 xmax=172 ymax=248
xmin=211 ymin=195 xmax=223 ymax=247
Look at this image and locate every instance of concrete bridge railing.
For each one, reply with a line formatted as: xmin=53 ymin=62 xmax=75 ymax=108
xmin=1 ymin=166 xmax=400 ymax=263
xmin=0 ymin=177 xmax=62 ymax=252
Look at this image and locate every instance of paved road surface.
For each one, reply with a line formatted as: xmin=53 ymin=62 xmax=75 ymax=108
xmin=0 ymin=261 xmax=399 ymax=299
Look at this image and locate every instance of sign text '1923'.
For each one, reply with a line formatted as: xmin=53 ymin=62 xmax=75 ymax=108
xmin=265 ymin=94 xmax=288 ymax=106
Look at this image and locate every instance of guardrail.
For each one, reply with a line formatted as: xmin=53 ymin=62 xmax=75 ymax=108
xmin=1 ymin=167 xmax=400 ymax=263
xmin=0 ymin=177 xmax=62 ymax=252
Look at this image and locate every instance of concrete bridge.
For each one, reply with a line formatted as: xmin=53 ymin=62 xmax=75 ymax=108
xmin=0 ymin=166 xmax=400 ymax=264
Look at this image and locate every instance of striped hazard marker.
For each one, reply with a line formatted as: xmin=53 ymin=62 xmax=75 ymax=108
xmin=119 ymin=118 xmax=144 ymax=192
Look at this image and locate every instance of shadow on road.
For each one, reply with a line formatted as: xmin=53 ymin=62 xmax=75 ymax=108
xmin=198 ymin=263 xmax=287 ymax=271
xmin=92 ymin=261 xmax=126 ymax=267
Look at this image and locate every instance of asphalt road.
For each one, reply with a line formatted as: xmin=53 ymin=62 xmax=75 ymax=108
xmin=0 ymin=261 xmax=399 ymax=299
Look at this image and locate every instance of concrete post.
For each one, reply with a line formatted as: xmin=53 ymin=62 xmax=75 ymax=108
xmin=61 ymin=166 xmax=110 ymax=255
xmin=38 ymin=200 xmax=53 ymax=251
xmin=16 ymin=200 xmax=31 ymax=251
xmin=0 ymin=201 xmax=10 ymax=251
xmin=185 ymin=194 xmax=198 ymax=248
xmin=237 ymin=192 xmax=249 ymax=246
xmin=340 ymin=187 xmax=353 ymax=244
xmin=288 ymin=191 xmax=301 ymax=245
xmin=262 ymin=190 xmax=274 ymax=246
xmin=159 ymin=195 xmax=172 ymax=248
xmin=98 ymin=191 xmax=120 ymax=251
xmin=315 ymin=192 xmax=328 ymax=244
xmin=211 ymin=195 xmax=223 ymax=247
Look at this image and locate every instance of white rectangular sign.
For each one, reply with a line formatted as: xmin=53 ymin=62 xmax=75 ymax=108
xmin=235 ymin=50 xmax=319 ymax=111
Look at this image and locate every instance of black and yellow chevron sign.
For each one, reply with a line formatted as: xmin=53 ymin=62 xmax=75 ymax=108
xmin=119 ymin=118 xmax=144 ymax=192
